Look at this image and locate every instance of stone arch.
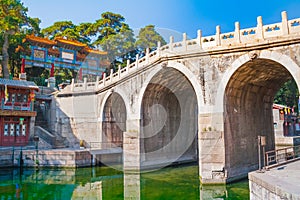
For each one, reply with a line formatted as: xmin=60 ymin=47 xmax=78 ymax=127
xmin=99 ymin=88 xmax=129 ymax=121
xmin=138 ymin=62 xmax=200 ymax=168
xmin=216 ymin=50 xmax=300 ymax=112
xmin=136 ymin=61 xmax=204 ymax=117
xmin=219 ymin=50 xmax=300 ymax=179
xmin=100 ymin=90 xmax=127 ymax=146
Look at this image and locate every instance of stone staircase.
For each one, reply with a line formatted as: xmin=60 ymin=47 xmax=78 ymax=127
xmin=34 ymin=101 xmax=68 ymax=149
xmin=34 ymin=126 xmax=67 ymax=149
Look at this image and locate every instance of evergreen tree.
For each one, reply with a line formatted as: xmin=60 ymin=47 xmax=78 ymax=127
xmin=135 ymin=25 xmax=166 ymax=54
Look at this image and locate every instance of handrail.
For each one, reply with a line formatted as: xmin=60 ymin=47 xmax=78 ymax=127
xmin=265 ymin=145 xmax=300 ymax=169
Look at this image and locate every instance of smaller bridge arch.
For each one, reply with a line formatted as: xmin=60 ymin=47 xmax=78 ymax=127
xmin=99 ymin=90 xmax=128 ymax=147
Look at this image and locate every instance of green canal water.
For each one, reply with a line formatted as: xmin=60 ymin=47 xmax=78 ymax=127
xmin=0 ymin=164 xmax=249 ymax=199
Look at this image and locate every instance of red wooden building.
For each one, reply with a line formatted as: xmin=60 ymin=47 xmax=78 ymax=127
xmin=0 ymin=79 xmax=39 ymax=146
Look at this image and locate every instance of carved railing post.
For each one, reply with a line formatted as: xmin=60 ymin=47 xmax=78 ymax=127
xmin=103 ymin=72 xmax=106 ymax=86
xmin=136 ymin=54 xmax=139 ymax=69
xmin=216 ymin=25 xmax=221 ymax=46
xmin=71 ymin=78 xmax=74 ymax=92
xmin=126 ymin=59 xmax=130 ymax=74
xmin=95 ymin=76 xmax=99 ymax=89
xmin=235 ymin=22 xmax=241 ymax=43
xmin=197 ymin=29 xmax=202 ymax=48
xmin=257 ymin=16 xmax=264 ymax=40
xmin=157 ymin=41 xmax=161 ymax=57
xmin=110 ymin=69 xmax=113 ymax=82
xmin=182 ymin=32 xmax=187 ymax=50
xmin=146 ymin=48 xmax=150 ymax=64
xmin=118 ymin=65 xmax=121 ymax=79
xmin=169 ymin=36 xmax=174 ymax=51
xmin=83 ymin=77 xmax=87 ymax=90
xmin=281 ymin=11 xmax=289 ymax=35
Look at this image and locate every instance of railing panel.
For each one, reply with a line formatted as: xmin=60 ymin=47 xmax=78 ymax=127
xmin=265 ymin=145 xmax=300 ymax=169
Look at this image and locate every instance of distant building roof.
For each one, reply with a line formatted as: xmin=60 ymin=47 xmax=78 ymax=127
xmin=273 ymin=103 xmax=290 ymax=110
xmin=24 ymin=34 xmax=56 ymax=47
xmin=20 ymin=35 xmax=107 ymax=56
xmin=0 ymin=78 xmax=39 ymax=91
xmin=55 ymin=37 xmax=87 ymax=49
xmin=35 ymin=94 xmax=52 ymax=101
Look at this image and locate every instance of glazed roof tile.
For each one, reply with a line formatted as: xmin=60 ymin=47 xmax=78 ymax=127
xmin=0 ymin=79 xmax=39 ymax=91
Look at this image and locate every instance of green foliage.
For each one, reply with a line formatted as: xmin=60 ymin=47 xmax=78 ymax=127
xmin=90 ymin=12 xmax=125 ymax=45
xmin=135 ymin=25 xmax=166 ymax=52
xmin=100 ymin=24 xmax=136 ymax=67
xmin=274 ymin=79 xmax=299 ymax=111
xmin=0 ymin=0 xmax=40 ymax=78
xmin=42 ymin=21 xmax=75 ymax=39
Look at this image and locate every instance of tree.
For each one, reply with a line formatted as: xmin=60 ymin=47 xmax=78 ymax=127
xmin=90 ymin=12 xmax=125 ymax=46
xmin=0 ymin=0 xmax=38 ymax=78
xmin=274 ymin=79 xmax=299 ymax=112
xmin=100 ymin=24 xmax=136 ymax=68
xmin=135 ymin=25 xmax=166 ymax=54
xmin=42 ymin=21 xmax=75 ymax=39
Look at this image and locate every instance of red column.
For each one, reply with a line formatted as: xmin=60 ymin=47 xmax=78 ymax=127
xmin=21 ymin=58 xmax=25 ymax=73
xmin=50 ymin=63 xmax=55 ymax=77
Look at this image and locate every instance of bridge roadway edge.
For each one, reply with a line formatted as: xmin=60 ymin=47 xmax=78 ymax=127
xmin=57 ymin=36 xmax=300 ymax=97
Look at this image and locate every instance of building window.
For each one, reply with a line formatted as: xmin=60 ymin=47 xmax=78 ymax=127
xmin=4 ymin=124 xmax=8 ymax=136
xmin=11 ymin=94 xmax=15 ymax=103
xmin=16 ymin=124 xmax=20 ymax=136
xmin=16 ymin=93 xmax=22 ymax=102
xmin=22 ymin=125 xmax=26 ymax=136
xmin=10 ymin=124 xmax=14 ymax=136
xmin=23 ymin=94 xmax=28 ymax=102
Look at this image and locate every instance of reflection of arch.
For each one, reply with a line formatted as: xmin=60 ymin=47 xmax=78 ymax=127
xmin=139 ymin=65 xmax=199 ymax=167
xmin=101 ymin=91 xmax=127 ymax=146
xmin=221 ymin=50 xmax=300 ymax=179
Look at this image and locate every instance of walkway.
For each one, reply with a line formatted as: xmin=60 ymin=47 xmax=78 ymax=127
xmin=249 ymin=160 xmax=300 ymax=199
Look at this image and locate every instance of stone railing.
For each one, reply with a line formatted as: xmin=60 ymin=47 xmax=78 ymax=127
xmin=265 ymin=145 xmax=300 ymax=169
xmin=61 ymin=11 xmax=300 ymax=93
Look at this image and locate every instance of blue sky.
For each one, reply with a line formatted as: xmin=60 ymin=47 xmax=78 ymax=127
xmin=22 ymin=0 xmax=300 ymax=40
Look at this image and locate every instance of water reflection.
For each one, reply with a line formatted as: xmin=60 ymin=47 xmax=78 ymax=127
xmin=0 ymin=165 xmax=249 ymax=199
xmin=124 ymin=173 xmax=140 ymax=200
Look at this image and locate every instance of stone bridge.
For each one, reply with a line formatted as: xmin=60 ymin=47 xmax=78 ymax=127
xmin=53 ymin=11 xmax=300 ymax=184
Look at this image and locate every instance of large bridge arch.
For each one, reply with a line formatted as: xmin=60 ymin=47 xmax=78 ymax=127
xmin=137 ymin=61 xmax=201 ymax=168
xmin=218 ymin=50 xmax=300 ymax=179
xmin=136 ymin=61 xmax=204 ymax=117
xmin=216 ymin=50 xmax=300 ymax=112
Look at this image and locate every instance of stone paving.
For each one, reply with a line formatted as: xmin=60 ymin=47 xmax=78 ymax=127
xmin=249 ymin=160 xmax=300 ymax=199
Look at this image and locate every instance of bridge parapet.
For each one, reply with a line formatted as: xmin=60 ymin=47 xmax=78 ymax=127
xmin=61 ymin=11 xmax=300 ymax=94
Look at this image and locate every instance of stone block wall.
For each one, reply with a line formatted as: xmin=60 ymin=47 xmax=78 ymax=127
xmin=0 ymin=149 xmax=92 ymax=168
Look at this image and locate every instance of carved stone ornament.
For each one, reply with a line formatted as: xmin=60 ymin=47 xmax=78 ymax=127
xmin=249 ymin=51 xmax=259 ymax=60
